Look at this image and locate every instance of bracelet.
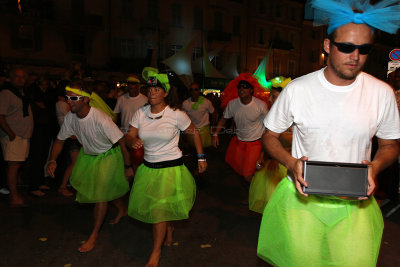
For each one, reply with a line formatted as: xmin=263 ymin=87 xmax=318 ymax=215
xmin=198 ymin=159 xmax=207 ymax=162
xmin=124 ymin=164 xmax=132 ymax=169
xmin=197 ymin=154 xmax=206 ymax=159
xmin=47 ymin=160 xmax=56 ymax=164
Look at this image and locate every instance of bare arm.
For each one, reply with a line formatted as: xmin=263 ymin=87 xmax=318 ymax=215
xmin=125 ymin=125 xmax=143 ymax=149
xmin=118 ymin=135 xmax=134 ymax=178
xmin=118 ymin=135 xmax=131 ymax=167
xmin=0 ymin=115 xmax=16 ymax=141
xmin=362 ymin=138 xmax=400 ymax=197
xmin=263 ymin=130 xmax=308 ymax=196
xmin=113 ymin=113 xmax=120 ymax=124
xmin=184 ymin=123 xmax=207 ymax=173
xmin=212 ymin=117 xmax=227 ymax=147
xmin=210 ymin=109 xmax=218 ymax=127
xmin=46 ymin=138 xmax=66 ymax=178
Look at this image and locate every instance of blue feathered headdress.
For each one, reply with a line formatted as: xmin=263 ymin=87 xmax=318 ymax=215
xmin=305 ymin=0 xmax=400 ymax=34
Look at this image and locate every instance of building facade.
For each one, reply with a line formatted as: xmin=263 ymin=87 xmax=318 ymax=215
xmin=0 ymin=0 xmax=397 ymax=82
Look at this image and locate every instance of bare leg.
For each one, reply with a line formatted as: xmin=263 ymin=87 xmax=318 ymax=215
xmin=146 ymin=222 xmax=167 ymax=267
xmin=59 ymin=150 xmax=78 ymax=196
xmin=164 ymin=222 xmax=174 ymax=246
xmin=78 ymin=202 xmax=108 ymax=253
xmin=109 ymin=197 xmax=127 ymax=224
xmin=7 ymin=162 xmax=24 ymax=207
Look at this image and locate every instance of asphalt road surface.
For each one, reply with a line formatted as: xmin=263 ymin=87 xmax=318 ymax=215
xmin=1 ymin=135 xmax=399 ymax=267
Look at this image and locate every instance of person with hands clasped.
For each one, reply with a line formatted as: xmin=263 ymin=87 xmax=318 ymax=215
xmin=126 ymin=67 xmax=206 ymax=267
xmin=257 ymin=1 xmax=400 ymax=266
xmin=46 ymin=83 xmax=131 ymax=253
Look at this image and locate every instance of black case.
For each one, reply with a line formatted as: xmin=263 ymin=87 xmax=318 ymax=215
xmin=302 ymin=161 xmax=368 ymax=197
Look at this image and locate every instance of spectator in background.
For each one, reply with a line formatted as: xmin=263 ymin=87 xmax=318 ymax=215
xmin=26 ymin=72 xmax=38 ymax=89
xmin=28 ymin=77 xmax=57 ymax=196
xmin=0 ymin=68 xmax=34 ymax=207
xmin=0 ymin=72 xmax=7 ymax=90
xmin=182 ymin=82 xmax=217 ymax=148
xmin=94 ymin=81 xmax=116 ymax=111
xmin=114 ymin=75 xmax=147 ymax=173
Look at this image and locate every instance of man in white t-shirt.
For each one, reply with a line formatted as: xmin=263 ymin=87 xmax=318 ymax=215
xmin=182 ymin=82 xmax=216 ymax=148
xmin=114 ymin=75 xmax=148 ymax=133
xmin=46 ymin=85 xmax=132 ymax=253
xmin=114 ymin=75 xmax=147 ymax=172
xmin=213 ymin=77 xmax=268 ymax=182
xmin=258 ymin=4 xmax=400 ymax=266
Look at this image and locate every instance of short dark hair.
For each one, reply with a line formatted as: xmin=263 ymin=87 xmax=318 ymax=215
xmin=68 ymin=80 xmax=91 ymax=94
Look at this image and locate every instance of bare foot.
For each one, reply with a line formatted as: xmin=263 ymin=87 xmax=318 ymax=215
xmin=78 ymin=236 xmax=97 ymax=253
xmin=31 ymin=190 xmax=45 ymax=197
xmin=109 ymin=209 xmax=127 ymax=225
xmin=10 ymin=196 xmax=25 ymax=208
xmin=39 ymin=185 xmax=50 ymax=190
xmin=164 ymin=225 xmax=174 ymax=246
xmin=58 ymin=187 xmax=73 ymax=197
xmin=145 ymin=250 xmax=161 ymax=267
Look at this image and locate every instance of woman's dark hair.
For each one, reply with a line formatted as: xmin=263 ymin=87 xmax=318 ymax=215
xmin=144 ymin=84 xmax=182 ymax=110
xmin=165 ymin=85 xmax=181 ymax=110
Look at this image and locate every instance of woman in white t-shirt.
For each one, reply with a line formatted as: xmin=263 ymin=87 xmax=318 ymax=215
xmin=126 ymin=67 xmax=207 ymax=267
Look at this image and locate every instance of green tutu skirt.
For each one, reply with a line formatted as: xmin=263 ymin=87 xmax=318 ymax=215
xmin=249 ymin=160 xmax=287 ymax=214
xmin=128 ymin=163 xmax=196 ymax=224
xmin=70 ymin=146 xmax=130 ymax=203
xmin=198 ymin=125 xmax=212 ymax=148
xmin=257 ymin=178 xmax=383 ymax=267
xmin=186 ymin=125 xmax=212 ymax=148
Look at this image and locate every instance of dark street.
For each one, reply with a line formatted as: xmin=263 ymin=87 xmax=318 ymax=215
xmin=1 ymin=136 xmax=400 ymax=267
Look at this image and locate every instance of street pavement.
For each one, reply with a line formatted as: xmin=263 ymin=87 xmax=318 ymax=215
xmin=1 ymin=135 xmax=399 ymax=267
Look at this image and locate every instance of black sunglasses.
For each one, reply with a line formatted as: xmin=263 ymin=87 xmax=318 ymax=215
xmin=237 ymin=81 xmax=252 ymax=89
xmin=190 ymin=87 xmax=200 ymax=91
xmin=330 ymin=40 xmax=373 ymax=55
xmin=127 ymin=81 xmax=139 ymax=85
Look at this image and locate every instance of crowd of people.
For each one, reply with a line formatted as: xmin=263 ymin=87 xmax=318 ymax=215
xmin=1 ymin=0 xmax=400 ymax=266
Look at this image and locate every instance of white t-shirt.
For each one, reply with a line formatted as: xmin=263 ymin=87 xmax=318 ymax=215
xmin=130 ymin=105 xmax=191 ymax=163
xmin=55 ymin=101 xmax=70 ymax=126
xmin=264 ymin=68 xmax=400 ymax=180
xmin=182 ymin=97 xmax=215 ymax=128
xmin=114 ymin=93 xmax=148 ymax=133
xmin=224 ymin=97 xmax=269 ymax=141
xmin=58 ymin=107 xmax=123 ymax=155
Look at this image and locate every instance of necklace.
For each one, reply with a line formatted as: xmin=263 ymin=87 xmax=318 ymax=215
xmin=147 ymin=106 xmax=167 ymax=120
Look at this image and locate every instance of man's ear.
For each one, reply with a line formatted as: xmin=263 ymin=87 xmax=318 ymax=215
xmin=323 ymin=38 xmax=331 ymax=55
xmin=84 ymin=96 xmax=90 ymax=103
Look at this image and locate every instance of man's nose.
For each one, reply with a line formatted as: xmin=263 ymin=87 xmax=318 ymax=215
xmin=350 ymin=48 xmax=360 ymax=60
